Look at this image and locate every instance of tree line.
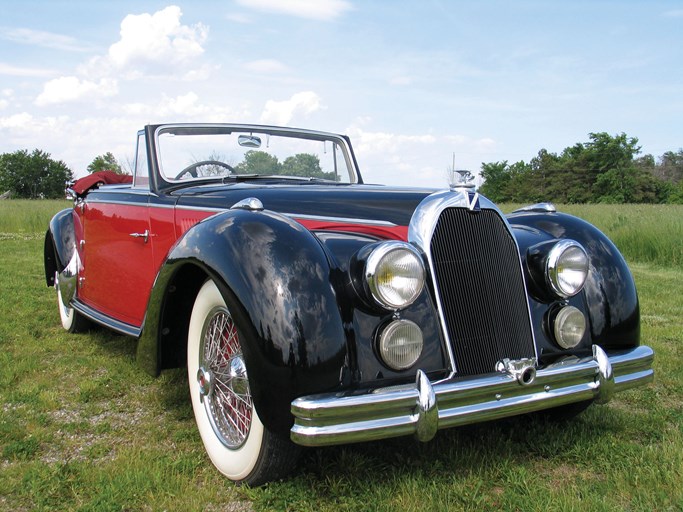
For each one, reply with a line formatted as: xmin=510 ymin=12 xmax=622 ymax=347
xmin=0 ymin=150 xmax=124 ymax=199
xmin=478 ymin=132 xmax=683 ymax=204
xmin=1 ymin=133 xmax=682 ymax=202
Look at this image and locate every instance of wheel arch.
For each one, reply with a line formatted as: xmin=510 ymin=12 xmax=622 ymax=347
xmin=138 ymin=208 xmax=349 ymax=432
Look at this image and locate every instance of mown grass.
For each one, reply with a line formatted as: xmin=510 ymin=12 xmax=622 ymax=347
xmin=504 ymin=203 xmax=683 ymax=267
xmin=0 ymin=200 xmax=681 ymax=511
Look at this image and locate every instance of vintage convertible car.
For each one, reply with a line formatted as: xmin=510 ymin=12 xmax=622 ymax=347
xmin=44 ymin=123 xmax=654 ymax=485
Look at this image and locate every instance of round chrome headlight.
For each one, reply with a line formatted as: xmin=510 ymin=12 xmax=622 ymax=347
xmin=546 ymin=240 xmax=589 ymax=298
xmin=378 ymin=319 xmax=424 ymax=370
xmin=553 ymin=306 xmax=587 ymax=349
xmin=366 ymin=242 xmax=425 ymax=310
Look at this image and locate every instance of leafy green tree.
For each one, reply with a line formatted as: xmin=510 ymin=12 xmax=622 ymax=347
xmin=87 ymin=152 xmax=124 ymax=174
xmin=478 ymin=161 xmax=512 ymax=202
xmin=0 ymin=149 xmax=73 ymax=199
xmin=657 ymin=150 xmax=683 ymax=184
xmin=235 ymin=151 xmax=281 ymax=175
xmin=478 ymin=132 xmax=668 ymax=204
xmin=281 ymin=153 xmax=336 ymax=180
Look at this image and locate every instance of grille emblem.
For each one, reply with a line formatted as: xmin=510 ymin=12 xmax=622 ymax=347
xmin=466 ymin=192 xmax=480 ymax=212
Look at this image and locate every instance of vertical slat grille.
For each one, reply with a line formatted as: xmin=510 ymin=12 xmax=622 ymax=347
xmin=430 ymin=208 xmax=535 ymax=377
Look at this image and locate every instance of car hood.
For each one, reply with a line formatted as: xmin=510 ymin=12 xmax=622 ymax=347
xmin=173 ymin=182 xmax=439 ymax=226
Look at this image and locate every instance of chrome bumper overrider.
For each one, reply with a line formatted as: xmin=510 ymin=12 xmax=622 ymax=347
xmin=290 ymin=345 xmax=654 ymax=447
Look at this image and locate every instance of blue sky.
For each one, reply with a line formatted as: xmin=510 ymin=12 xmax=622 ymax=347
xmin=0 ymin=0 xmax=681 ymax=187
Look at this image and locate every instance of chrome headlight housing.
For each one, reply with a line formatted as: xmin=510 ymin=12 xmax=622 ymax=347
xmin=546 ymin=240 xmax=589 ymax=298
xmin=365 ymin=241 xmax=426 ymax=310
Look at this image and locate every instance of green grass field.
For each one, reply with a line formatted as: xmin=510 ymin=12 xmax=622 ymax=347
xmin=0 ymin=200 xmax=681 ymax=511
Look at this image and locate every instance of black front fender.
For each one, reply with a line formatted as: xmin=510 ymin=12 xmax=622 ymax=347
xmin=138 ymin=208 xmax=348 ymax=432
xmin=508 ymin=210 xmax=640 ymax=351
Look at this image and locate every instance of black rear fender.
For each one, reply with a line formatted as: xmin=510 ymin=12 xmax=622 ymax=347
xmin=44 ymin=208 xmax=76 ymax=286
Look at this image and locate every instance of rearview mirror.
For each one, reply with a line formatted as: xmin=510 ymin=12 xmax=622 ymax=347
xmin=238 ymin=135 xmax=262 ymax=148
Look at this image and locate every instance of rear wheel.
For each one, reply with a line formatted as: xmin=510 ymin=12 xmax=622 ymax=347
xmin=187 ymin=280 xmax=299 ymax=485
xmin=55 ymin=271 xmax=89 ymax=333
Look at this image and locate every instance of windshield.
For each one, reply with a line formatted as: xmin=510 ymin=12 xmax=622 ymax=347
xmin=155 ymin=125 xmax=356 ymax=184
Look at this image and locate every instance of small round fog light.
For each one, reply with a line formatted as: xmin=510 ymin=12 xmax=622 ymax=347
xmin=553 ymin=306 xmax=587 ymax=349
xmin=378 ymin=319 xmax=423 ymax=370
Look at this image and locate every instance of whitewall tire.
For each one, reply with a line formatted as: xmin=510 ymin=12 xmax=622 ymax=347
xmin=187 ymin=280 xmax=299 ymax=485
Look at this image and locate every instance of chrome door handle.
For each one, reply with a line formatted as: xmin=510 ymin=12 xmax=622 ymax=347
xmin=129 ymin=229 xmax=150 ymax=243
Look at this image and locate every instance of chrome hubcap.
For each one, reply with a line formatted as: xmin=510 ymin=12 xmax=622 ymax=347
xmin=197 ymin=366 xmax=213 ymax=401
xmin=199 ymin=306 xmax=253 ymax=449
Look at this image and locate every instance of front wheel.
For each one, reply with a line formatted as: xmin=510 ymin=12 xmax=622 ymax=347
xmin=187 ymin=280 xmax=299 ymax=485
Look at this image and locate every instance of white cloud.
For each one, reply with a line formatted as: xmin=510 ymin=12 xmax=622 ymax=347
xmin=106 ymin=5 xmax=208 ymax=78
xmin=0 ymin=62 xmax=56 ymax=77
xmin=244 ymin=59 xmax=289 ymax=74
xmin=0 ymin=89 xmax=12 ymax=110
xmin=260 ymin=91 xmax=323 ymax=125
xmin=348 ymin=126 xmax=437 ymax=153
xmin=0 ymin=27 xmax=92 ymax=52
xmin=0 ymin=112 xmax=34 ymax=128
xmin=122 ymin=93 xmax=252 ymax=123
xmin=235 ymin=0 xmax=352 ymax=21
xmin=344 ymin=123 xmax=496 ymax=187
xmin=34 ymin=76 xmax=118 ymax=106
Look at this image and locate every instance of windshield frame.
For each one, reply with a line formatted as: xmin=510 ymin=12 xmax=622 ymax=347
xmin=152 ymin=123 xmax=360 ymax=191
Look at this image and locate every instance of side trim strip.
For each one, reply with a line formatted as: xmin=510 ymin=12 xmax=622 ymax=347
xmin=72 ymin=299 xmax=142 ymax=337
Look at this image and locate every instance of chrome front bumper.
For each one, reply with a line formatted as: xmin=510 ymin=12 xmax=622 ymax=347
xmin=290 ymin=345 xmax=654 ymax=447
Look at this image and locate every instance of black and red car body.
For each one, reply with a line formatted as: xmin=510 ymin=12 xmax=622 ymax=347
xmin=44 ymin=123 xmax=654 ymax=485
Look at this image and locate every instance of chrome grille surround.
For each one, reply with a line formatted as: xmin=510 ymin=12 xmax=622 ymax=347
xmin=408 ymin=190 xmax=537 ymax=378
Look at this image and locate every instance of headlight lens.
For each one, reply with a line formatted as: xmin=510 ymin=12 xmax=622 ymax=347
xmin=553 ymin=306 xmax=586 ymax=349
xmin=366 ymin=242 xmax=425 ymax=310
xmin=546 ymin=240 xmax=589 ymax=298
xmin=378 ymin=319 xmax=424 ymax=370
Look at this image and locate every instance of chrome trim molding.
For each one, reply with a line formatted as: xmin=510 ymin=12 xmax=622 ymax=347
xmin=290 ymin=344 xmax=654 ymax=447
xmin=513 ymin=202 xmax=557 ymax=213
xmin=284 ymin=212 xmax=398 ymax=227
xmin=71 ymin=299 xmax=141 ymax=338
xmin=231 ymin=197 xmax=264 ymax=211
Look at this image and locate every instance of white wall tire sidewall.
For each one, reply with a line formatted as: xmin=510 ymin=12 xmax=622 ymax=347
xmin=56 ymin=274 xmax=75 ymax=331
xmin=188 ymin=280 xmax=264 ymax=482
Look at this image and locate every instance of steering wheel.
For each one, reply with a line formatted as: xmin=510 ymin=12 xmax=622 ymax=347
xmin=175 ymin=160 xmax=236 ymax=180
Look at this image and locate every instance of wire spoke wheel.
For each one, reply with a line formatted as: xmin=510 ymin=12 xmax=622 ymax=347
xmin=200 ymin=306 xmax=253 ymax=448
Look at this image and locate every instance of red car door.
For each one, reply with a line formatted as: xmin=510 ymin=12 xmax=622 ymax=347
xmin=79 ymin=190 xmax=154 ymax=327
